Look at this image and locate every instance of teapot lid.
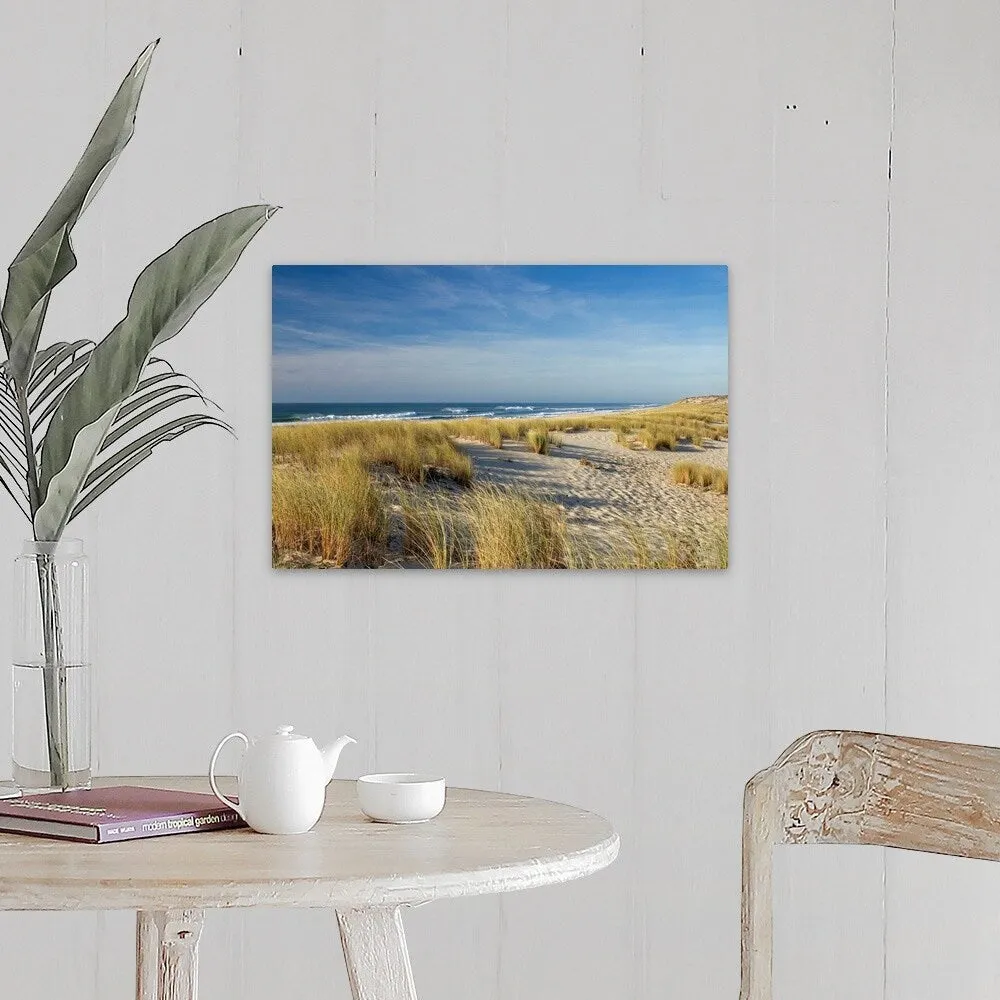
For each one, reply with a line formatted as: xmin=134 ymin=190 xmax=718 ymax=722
xmin=271 ymin=724 xmax=309 ymax=741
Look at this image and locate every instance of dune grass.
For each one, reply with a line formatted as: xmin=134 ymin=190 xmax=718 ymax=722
xmin=430 ymin=397 xmax=728 ymax=452
xmin=394 ymin=486 xmax=727 ymax=569
xmin=465 ymin=486 xmax=567 ymax=568
xmin=399 ymin=495 xmax=469 ymax=569
xmin=522 ymin=398 xmax=729 ymax=453
xmin=273 ymin=420 xmax=472 ymax=485
xmin=636 ymin=426 xmax=678 ymax=451
xmin=275 ymin=465 xmax=728 ymax=569
xmin=447 ymin=417 xmax=504 ymax=448
xmin=271 ymin=396 xmax=728 ymax=569
xmin=525 ymin=427 xmax=550 ymax=454
xmin=562 ymin=519 xmax=728 ymax=569
xmin=670 ymin=461 xmax=728 ymax=495
xmin=398 ymin=486 xmax=567 ymax=569
xmin=272 ymin=453 xmax=387 ymax=566
xmin=272 ymin=420 xmax=468 ymax=567
xmin=497 ymin=419 xmax=527 ymax=442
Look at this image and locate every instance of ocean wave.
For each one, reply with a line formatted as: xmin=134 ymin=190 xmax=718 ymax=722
xmin=321 ymin=411 xmax=419 ymax=422
xmin=275 ymin=402 xmax=663 ymax=424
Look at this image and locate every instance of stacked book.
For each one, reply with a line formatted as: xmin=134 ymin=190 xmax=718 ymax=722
xmin=0 ymin=786 xmax=246 ymax=843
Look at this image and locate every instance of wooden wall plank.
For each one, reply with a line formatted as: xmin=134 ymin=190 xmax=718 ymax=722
xmin=486 ymin=7 xmax=642 ymax=995
xmin=496 ymin=573 xmax=637 ymax=1000
xmin=636 ymin=0 xmax=892 ymax=996
xmin=87 ymin=0 xmax=244 ymax=778
xmin=885 ymin=2 xmax=1000 ymax=997
xmin=0 ymin=913 xmax=105 ymax=1000
xmin=0 ymin=0 xmax=106 ymax=787
xmin=0 ymin=2 xmax=931 ymax=999
xmin=235 ymin=3 xmax=509 ymax=999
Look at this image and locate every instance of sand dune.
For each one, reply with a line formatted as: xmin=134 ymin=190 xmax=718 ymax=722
xmin=457 ymin=429 xmax=728 ymax=554
xmin=274 ymin=401 xmax=728 ymax=569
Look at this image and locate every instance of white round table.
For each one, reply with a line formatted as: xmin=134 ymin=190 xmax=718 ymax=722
xmin=0 ymin=777 xmax=619 ymax=999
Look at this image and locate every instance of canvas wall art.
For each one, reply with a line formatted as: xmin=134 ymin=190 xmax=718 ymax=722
xmin=272 ymin=265 xmax=728 ymax=570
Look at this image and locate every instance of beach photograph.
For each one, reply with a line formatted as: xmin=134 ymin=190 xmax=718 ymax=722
xmin=272 ymin=264 xmax=728 ymax=569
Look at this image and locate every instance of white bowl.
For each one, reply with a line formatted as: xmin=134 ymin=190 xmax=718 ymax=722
xmin=357 ymin=773 xmax=446 ymax=823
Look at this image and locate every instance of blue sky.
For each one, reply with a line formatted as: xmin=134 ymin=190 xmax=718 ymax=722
xmin=272 ymin=265 xmax=728 ymax=404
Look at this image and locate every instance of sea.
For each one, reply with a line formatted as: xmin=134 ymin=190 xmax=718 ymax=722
xmin=272 ymin=402 xmax=660 ymax=424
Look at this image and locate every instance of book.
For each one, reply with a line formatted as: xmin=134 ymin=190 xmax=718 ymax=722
xmin=0 ymin=785 xmax=246 ymax=843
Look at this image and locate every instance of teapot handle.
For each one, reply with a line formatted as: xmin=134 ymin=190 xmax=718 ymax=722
xmin=209 ymin=732 xmax=249 ymax=821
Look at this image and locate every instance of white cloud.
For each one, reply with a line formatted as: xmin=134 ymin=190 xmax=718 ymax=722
xmin=272 ymin=335 xmax=727 ymax=403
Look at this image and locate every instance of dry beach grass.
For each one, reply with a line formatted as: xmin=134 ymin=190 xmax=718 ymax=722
xmin=272 ymin=397 xmax=728 ymax=569
xmin=670 ymin=460 xmax=728 ymax=495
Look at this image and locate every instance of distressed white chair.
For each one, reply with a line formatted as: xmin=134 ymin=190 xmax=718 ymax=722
xmin=740 ymin=729 xmax=1000 ymax=1000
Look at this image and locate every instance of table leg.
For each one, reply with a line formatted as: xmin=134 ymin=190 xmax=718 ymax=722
xmin=135 ymin=909 xmax=204 ymax=1000
xmin=336 ymin=906 xmax=418 ymax=1000
xmin=136 ymin=912 xmax=159 ymax=1000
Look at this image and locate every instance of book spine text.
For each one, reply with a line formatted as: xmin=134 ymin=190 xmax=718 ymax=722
xmin=98 ymin=810 xmax=243 ymax=842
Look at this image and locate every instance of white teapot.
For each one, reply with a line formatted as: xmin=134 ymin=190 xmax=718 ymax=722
xmin=209 ymin=725 xmax=356 ymax=834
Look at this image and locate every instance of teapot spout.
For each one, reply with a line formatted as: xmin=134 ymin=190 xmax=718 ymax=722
xmin=320 ymin=734 xmax=357 ymax=783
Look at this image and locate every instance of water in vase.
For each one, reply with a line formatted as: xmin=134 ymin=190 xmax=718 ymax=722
xmin=12 ymin=661 xmax=91 ymax=791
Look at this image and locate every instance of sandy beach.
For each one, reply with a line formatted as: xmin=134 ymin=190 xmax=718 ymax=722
xmin=273 ymin=397 xmax=728 ymax=569
xmin=452 ymin=431 xmax=727 ymax=554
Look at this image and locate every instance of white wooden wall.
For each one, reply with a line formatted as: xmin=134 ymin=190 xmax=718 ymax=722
xmin=0 ymin=2 xmax=993 ymax=998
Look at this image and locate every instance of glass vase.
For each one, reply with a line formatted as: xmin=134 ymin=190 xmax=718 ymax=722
xmin=12 ymin=538 xmax=90 ymax=792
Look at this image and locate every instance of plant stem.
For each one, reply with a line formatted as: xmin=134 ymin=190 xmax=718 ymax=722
xmin=15 ymin=385 xmax=69 ymax=788
xmin=36 ymin=553 xmax=68 ymax=787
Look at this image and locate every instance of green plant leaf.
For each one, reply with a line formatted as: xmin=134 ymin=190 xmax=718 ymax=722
xmin=30 ymin=356 xmax=93 ymax=428
xmin=133 ymin=365 xmax=208 ymax=400
xmin=70 ymin=412 xmax=231 ymax=522
xmin=113 ymin=375 xmax=211 ymax=425
xmin=29 ymin=355 xmax=196 ymax=438
xmin=1 ymin=42 xmax=157 ymax=384
xmin=0 ymin=383 xmax=30 ymax=518
xmin=26 ymin=342 xmax=95 ymax=443
xmin=0 ymin=411 xmax=24 ymax=458
xmin=28 ymin=339 xmax=93 ymax=393
xmin=34 ymin=203 xmax=277 ymax=540
xmin=31 ymin=342 xmax=78 ymax=378
xmin=0 ymin=427 xmax=27 ymax=483
xmin=104 ymin=387 xmax=207 ymax=448
xmin=0 ymin=385 xmax=25 ymax=452
xmin=0 ymin=461 xmax=29 ymax=519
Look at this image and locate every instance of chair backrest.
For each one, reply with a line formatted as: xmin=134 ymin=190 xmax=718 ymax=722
xmin=740 ymin=729 xmax=1000 ymax=1000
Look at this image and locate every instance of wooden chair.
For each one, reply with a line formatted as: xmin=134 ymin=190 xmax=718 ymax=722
xmin=740 ymin=729 xmax=1000 ymax=1000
